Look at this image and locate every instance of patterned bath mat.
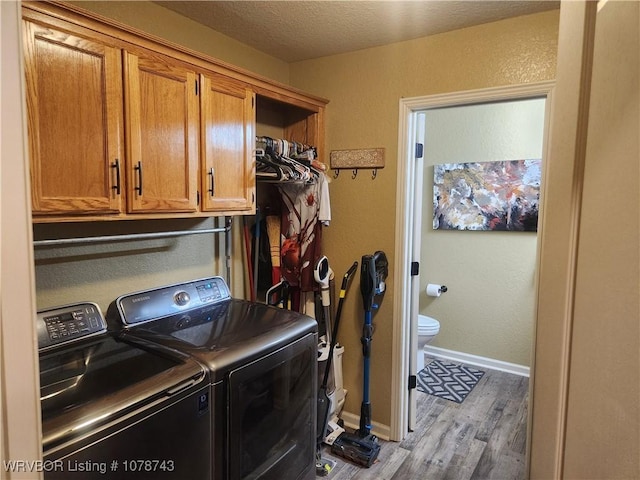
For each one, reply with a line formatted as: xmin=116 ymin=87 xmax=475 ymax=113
xmin=417 ymin=359 xmax=485 ymax=403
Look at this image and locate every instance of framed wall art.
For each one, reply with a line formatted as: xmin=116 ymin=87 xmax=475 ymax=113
xmin=433 ymin=159 xmax=541 ymax=232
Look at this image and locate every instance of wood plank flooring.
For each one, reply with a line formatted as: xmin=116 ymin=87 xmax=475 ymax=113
xmin=320 ymin=357 xmax=529 ymax=480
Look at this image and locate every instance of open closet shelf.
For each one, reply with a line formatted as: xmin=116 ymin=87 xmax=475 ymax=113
xmin=256 ymin=135 xmax=326 ymax=184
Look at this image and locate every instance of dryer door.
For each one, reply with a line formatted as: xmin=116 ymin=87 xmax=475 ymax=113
xmin=228 ymin=333 xmax=317 ymax=480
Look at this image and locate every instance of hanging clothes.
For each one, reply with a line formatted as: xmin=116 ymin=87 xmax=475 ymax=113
xmin=277 ymin=177 xmax=326 ymax=297
xmin=255 ymin=136 xmax=324 ymax=184
xmin=256 ymin=135 xmax=331 ymax=310
xmin=318 ymin=172 xmax=332 ymax=226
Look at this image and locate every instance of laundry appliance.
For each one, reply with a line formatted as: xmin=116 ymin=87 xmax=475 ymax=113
xmin=37 ymin=302 xmax=211 ymax=480
xmin=107 ymin=276 xmax=318 ymax=480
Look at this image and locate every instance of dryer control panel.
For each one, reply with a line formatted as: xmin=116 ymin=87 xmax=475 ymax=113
xmin=115 ymin=276 xmax=232 ymax=326
xmin=37 ymin=303 xmax=106 ymax=351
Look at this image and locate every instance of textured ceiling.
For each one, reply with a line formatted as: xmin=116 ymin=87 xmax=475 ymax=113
xmin=155 ymin=1 xmax=560 ymax=62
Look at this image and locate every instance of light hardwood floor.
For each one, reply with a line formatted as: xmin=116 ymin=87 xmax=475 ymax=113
xmin=321 ymin=357 xmax=529 ymax=479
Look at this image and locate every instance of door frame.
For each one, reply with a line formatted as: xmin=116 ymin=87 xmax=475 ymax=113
xmin=390 ymin=80 xmax=555 ymax=441
xmin=1 ymin=0 xmax=43 ymax=472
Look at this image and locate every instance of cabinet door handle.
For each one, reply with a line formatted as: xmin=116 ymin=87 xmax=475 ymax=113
xmin=135 ymin=161 xmax=143 ymax=195
xmin=208 ymin=167 xmax=215 ymax=196
xmin=111 ymin=158 xmax=121 ymax=195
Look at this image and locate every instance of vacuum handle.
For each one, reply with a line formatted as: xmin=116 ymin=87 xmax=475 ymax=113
xmin=360 ymin=255 xmax=376 ymax=312
xmin=360 ymin=251 xmax=389 ymax=312
xmin=372 ymin=251 xmax=388 ymax=294
xmin=320 ymin=262 xmax=358 ymax=389
xmin=341 ymin=261 xmax=359 ymax=293
xmin=314 ymin=256 xmax=334 ymax=307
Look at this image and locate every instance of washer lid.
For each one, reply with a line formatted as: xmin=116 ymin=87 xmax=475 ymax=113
xmin=120 ymin=299 xmax=317 ymax=380
xmin=109 ymin=277 xmax=318 ymax=380
xmin=39 ymin=333 xmax=206 ymax=450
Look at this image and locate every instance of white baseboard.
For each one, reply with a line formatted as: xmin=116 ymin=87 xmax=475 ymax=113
xmin=424 ymin=345 xmax=530 ymax=377
xmin=339 ymin=411 xmax=391 ymax=441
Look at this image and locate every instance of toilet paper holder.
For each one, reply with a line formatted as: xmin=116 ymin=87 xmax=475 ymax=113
xmin=426 ymin=284 xmax=448 ymax=297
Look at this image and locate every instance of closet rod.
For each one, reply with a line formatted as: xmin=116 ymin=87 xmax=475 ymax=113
xmin=33 ymin=225 xmax=231 ymax=247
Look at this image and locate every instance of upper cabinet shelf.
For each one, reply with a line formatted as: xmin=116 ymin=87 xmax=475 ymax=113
xmin=22 ymin=1 xmax=328 ymax=223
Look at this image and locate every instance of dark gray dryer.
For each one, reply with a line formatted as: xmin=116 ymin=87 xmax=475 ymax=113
xmin=107 ymin=277 xmax=318 ymax=480
xmin=37 ymin=302 xmax=211 ymax=480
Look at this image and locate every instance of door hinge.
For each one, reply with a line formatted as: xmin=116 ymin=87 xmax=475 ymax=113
xmin=408 ymin=375 xmax=417 ymax=390
xmin=415 ymin=143 xmax=424 ymax=159
xmin=410 ymin=262 xmax=419 ymax=276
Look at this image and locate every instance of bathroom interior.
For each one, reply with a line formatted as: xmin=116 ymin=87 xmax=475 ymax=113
xmin=415 ymin=97 xmax=547 ymax=376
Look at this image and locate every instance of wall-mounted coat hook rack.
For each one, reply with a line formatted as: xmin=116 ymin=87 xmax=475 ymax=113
xmin=330 ymin=148 xmax=385 ymax=180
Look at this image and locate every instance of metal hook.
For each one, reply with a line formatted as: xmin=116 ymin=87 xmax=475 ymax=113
xmin=352 ymin=169 xmax=358 ymax=179
xmin=372 ymin=169 xmax=377 ymax=180
xmin=333 ymin=169 xmax=340 ymax=179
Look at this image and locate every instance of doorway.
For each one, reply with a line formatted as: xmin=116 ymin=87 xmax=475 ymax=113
xmin=390 ymin=81 xmax=555 ymax=441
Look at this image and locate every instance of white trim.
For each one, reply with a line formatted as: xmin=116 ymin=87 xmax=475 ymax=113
xmin=407 ymin=113 xmax=425 ymax=432
xmin=1 ymin=0 xmax=43 ymax=471
xmin=391 ymin=80 xmax=555 ymax=442
xmin=390 ymin=93 xmax=416 ymax=441
xmin=400 ymin=81 xmax=555 ymax=110
xmin=339 ymin=411 xmax=391 ymax=441
xmin=425 ymin=346 xmax=530 ymax=377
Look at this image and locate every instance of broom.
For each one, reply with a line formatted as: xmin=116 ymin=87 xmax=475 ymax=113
xmin=243 ymin=216 xmax=255 ymax=302
xmin=266 ymin=215 xmax=281 ymax=285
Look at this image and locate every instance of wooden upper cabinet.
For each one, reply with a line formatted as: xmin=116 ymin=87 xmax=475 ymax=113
xmin=23 ymin=20 xmax=124 ymax=216
xmin=124 ymin=51 xmax=199 ymax=213
xmin=22 ymin=2 xmax=327 ymax=222
xmin=200 ymin=73 xmax=255 ymax=212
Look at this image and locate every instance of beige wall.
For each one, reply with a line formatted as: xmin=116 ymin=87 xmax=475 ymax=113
xmin=563 ymin=0 xmax=639 ymax=474
xmin=68 ymin=1 xmax=290 ymax=84
xmin=290 ymin=10 xmax=559 ymax=427
xmin=531 ymin=1 xmax=639 ymax=478
xmin=33 ymin=219 xmax=228 ymax=312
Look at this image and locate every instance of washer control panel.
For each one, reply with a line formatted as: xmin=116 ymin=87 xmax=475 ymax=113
xmin=37 ymin=302 xmax=106 ymax=351
xmin=115 ymin=276 xmax=231 ymax=326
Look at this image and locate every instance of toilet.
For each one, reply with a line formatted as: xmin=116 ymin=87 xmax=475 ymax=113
xmin=417 ymin=314 xmax=440 ymax=372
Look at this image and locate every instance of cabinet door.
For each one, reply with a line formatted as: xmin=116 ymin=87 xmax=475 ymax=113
xmin=200 ymin=74 xmax=255 ymax=212
xmin=125 ymin=52 xmax=199 ymax=213
xmin=23 ymin=20 xmax=124 ymax=216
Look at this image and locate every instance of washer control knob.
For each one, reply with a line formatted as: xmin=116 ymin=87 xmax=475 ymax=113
xmin=174 ymin=291 xmax=190 ymax=306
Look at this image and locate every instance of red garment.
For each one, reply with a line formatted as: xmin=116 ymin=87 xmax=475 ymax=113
xmin=278 ymin=182 xmax=323 ymax=294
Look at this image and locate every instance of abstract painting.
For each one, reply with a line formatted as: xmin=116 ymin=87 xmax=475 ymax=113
xmin=433 ymin=159 xmax=541 ymax=231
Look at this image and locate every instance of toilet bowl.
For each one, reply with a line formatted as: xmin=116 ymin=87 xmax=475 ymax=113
xmin=417 ymin=314 xmax=440 ymax=372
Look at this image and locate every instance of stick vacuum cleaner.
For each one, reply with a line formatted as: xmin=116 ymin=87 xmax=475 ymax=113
xmin=331 ymin=251 xmax=388 ymax=468
xmin=315 ymin=261 xmax=358 ymax=476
